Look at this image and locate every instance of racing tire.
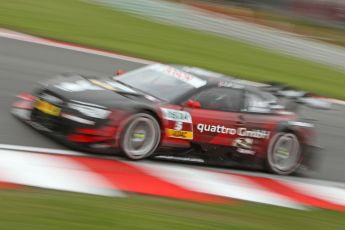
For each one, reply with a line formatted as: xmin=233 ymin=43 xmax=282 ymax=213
xmin=120 ymin=113 xmax=161 ymax=160
xmin=266 ymin=132 xmax=302 ymax=175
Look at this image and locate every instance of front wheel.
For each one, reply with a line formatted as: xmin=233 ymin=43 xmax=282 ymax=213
xmin=266 ymin=132 xmax=302 ymax=175
xmin=120 ymin=113 xmax=161 ymax=160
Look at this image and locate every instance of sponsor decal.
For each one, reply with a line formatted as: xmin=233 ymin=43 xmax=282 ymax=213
xmin=166 ymin=129 xmax=193 ymax=140
xmin=174 ymin=121 xmax=183 ymax=131
xmin=233 ymin=138 xmax=255 ymax=155
xmin=196 ymin=124 xmax=270 ymax=139
xmin=237 ymin=128 xmax=270 ymax=139
xmin=197 ymin=123 xmax=236 ymax=135
xmin=234 ymin=138 xmax=253 ymax=149
xmin=162 ymin=109 xmax=193 ymax=140
xmin=161 ymin=108 xmax=192 ymax=123
xmin=151 ymin=64 xmax=207 ymax=88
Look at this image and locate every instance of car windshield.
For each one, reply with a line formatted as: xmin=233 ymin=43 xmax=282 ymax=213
xmin=115 ymin=64 xmax=207 ymax=102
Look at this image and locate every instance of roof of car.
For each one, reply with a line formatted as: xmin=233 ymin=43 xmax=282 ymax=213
xmin=171 ymin=64 xmax=231 ymax=82
xmin=171 ymin=64 xmax=276 ymax=102
xmin=172 ymin=64 xmax=261 ymax=89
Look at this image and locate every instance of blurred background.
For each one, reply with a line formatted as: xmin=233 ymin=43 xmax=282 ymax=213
xmin=0 ymin=0 xmax=345 ymax=229
xmin=178 ymin=0 xmax=345 ymax=45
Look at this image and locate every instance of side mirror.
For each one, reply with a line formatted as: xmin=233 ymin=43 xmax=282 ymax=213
xmin=115 ymin=69 xmax=125 ymax=76
xmin=185 ymin=100 xmax=201 ymax=109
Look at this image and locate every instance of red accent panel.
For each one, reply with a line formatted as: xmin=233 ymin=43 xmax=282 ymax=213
xmin=77 ymin=126 xmax=117 ymax=137
xmin=76 ymin=128 xmax=99 ymax=135
xmin=67 ymin=134 xmax=110 ymax=143
xmin=72 ymin=156 xmax=229 ymax=203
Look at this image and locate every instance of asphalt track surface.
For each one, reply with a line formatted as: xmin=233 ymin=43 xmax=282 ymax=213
xmin=1 ymin=37 xmax=345 ymax=183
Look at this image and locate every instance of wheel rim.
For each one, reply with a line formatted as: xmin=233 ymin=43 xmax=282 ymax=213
xmin=269 ymin=133 xmax=301 ymax=173
xmin=122 ymin=115 xmax=160 ymax=159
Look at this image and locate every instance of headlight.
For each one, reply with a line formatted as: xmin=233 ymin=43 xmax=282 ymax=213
xmin=67 ymin=103 xmax=110 ymax=119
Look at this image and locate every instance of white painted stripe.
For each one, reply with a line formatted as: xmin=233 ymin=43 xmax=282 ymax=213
xmin=0 ymin=149 xmax=124 ymax=196
xmin=0 ymin=28 xmax=154 ymax=65
xmin=3 ymin=143 xmax=345 ymax=200
xmin=283 ymin=180 xmax=345 ymax=207
xmin=2 ymin=144 xmax=345 ymax=209
xmin=137 ymin=163 xmax=305 ymax=209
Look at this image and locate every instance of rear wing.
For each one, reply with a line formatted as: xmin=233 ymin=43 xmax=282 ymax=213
xmin=261 ymin=82 xmax=332 ymax=111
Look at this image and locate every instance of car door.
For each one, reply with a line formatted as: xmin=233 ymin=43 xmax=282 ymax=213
xmin=235 ymin=91 xmax=276 ymax=156
xmin=183 ymin=87 xmax=244 ymax=147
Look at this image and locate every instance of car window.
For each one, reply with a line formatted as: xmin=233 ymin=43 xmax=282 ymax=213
xmin=115 ymin=64 xmax=206 ymax=102
xmin=190 ymin=87 xmax=242 ymax=112
xmin=243 ymin=92 xmax=271 ymax=113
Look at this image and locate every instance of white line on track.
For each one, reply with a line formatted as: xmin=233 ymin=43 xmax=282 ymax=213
xmin=283 ymin=180 xmax=345 ymax=207
xmin=3 ymin=143 xmax=345 ymax=210
xmin=2 ymin=142 xmax=345 ymax=190
xmin=0 ymin=148 xmax=124 ymax=196
xmin=137 ymin=162 xmax=305 ymax=209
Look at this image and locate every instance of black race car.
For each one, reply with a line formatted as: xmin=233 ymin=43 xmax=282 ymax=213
xmin=12 ymin=64 xmax=319 ymax=175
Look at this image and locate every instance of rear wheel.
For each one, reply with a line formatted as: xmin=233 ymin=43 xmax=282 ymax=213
xmin=120 ymin=113 xmax=161 ymax=160
xmin=266 ymin=132 xmax=302 ymax=175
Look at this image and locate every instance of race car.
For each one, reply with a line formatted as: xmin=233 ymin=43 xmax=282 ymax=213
xmin=12 ymin=63 xmax=318 ymax=175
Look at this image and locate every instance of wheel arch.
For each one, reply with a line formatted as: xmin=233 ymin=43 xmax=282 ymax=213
xmin=137 ymin=108 xmax=163 ymax=131
xmin=275 ymin=121 xmax=306 ymax=144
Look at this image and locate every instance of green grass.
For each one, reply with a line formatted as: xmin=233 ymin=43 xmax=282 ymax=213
xmin=0 ymin=0 xmax=345 ymax=99
xmin=1 ymin=189 xmax=345 ymax=230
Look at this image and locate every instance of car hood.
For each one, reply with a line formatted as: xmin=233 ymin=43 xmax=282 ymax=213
xmin=41 ymin=75 xmax=158 ymax=108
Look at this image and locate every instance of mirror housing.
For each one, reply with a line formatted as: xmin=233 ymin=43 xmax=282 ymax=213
xmin=185 ymin=100 xmax=201 ymax=109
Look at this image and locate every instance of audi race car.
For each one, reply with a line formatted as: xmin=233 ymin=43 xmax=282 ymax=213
xmin=12 ymin=63 xmax=319 ymax=175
